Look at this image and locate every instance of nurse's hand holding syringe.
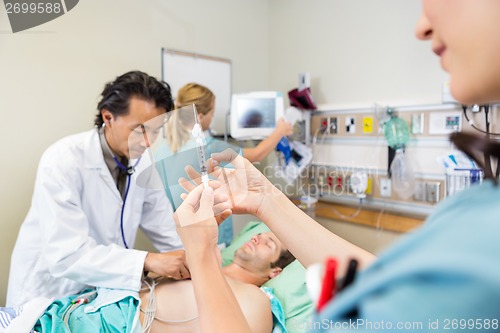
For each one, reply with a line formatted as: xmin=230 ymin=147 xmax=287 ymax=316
xmin=178 ymin=165 xmax=232 ymax=225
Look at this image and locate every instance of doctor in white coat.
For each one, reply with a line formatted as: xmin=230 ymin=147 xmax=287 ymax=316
xmin=7 ymin=71 xmax=187 ymax=307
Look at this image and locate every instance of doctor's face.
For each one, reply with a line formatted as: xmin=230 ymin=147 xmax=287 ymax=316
xmin=415 ymin=0 xmax=500 ymax=104
xmin=103 ymin=96 xmax=166 ymax=159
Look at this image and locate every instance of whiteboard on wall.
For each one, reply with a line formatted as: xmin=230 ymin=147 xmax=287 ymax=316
xmin=161 ymin=48 xmax=232 ymax=136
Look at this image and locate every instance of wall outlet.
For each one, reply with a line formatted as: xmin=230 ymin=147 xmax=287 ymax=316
xmin=363 ymin=116 xmax=373 ymax=134
xmin=413 ymin=181 xmax=426 ymax=201
xmin=298 ymin=72 xmax=311 ymax=91
xmin=426 ymin=182 xmax=441 ymax=203
xmin=319 ymin=118 xmax=328 ymax=134
xmin=428 ymin=112 xmax=462 ymax=134
xmin=365 ymin=177 xmax=373 ymax=195
xmin=380 ymin=178 xmax=392 ymax=197
xmin=334 ymin=175 xmax=343 ymax=190
xmin=329 ymin=117 xmax=338 ymax=134
xmin=345 ymin=117 xmax=356 ymax=133
xmin=411 ymin=113 xmax=424 ymax=134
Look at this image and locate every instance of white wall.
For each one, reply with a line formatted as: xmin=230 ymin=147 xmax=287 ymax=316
xmin=269 ymin=0 xmax=448 ymax=106
xmin=0 ymin=0 xmax=448 ymax=306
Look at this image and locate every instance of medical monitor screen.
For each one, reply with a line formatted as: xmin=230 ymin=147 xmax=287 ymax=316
xmin=237 ymin=98 xmax=276 ymax=128
xmin=230 ymin=91 xmax=284 ymax=140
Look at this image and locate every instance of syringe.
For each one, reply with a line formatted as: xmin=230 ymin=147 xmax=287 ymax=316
xmin=191 ymin=105 xmax=209 ymax=188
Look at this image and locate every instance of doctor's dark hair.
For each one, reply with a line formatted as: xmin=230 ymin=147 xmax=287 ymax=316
xmin=94 ymin=71 xmax=174 ymax=127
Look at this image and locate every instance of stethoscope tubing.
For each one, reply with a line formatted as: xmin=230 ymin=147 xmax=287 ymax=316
xmin=114 ymin=155 xmax=141 ymax=249
xmin=120 ymin=174 xmax=132 ymax=249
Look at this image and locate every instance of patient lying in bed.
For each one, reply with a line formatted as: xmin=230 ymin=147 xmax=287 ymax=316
xmin=139 ymin=232 xmax=295 ymax=333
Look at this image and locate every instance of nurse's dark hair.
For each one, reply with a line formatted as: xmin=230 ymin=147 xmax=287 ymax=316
xmin=450 ymin=132 xmax=500 ymax=183
xmin=94 ymin=70 xmax=174 ymax=127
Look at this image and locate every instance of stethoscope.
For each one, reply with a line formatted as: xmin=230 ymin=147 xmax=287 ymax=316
xmin=113 ymin=155 xmax=141 ymax=249
xmin=104 ymin=123 xmax=151 ymax=249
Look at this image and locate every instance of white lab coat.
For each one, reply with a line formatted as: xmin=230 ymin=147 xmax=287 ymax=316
xmin=7 ymin=129 xmax=182 ymax=307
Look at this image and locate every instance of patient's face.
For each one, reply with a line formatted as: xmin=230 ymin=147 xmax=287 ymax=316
xmin=234 ymin=232 xmax=286 ymax=272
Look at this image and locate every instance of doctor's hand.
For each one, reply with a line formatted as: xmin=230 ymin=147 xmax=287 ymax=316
xmin=144 ymin=250 xmax=190 ymax=280
xmin=181 ymin=149 xmax=278 ymax=218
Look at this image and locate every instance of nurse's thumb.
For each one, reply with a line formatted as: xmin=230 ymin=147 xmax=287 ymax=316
xmin=198 ymin=186 xmax=215 ymax=216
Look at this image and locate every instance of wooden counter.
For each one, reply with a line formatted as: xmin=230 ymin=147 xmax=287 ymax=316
xmin=313 ymin=200 xmax=426 ymax=233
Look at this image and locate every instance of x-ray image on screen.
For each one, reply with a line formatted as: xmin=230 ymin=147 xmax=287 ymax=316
xmin=237 ymin=98 xmax=276 ymax=129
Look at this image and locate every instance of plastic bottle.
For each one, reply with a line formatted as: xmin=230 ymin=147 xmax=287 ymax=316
xmin=384 ymin=113 xmax=409 ymax=149
xmin=391 ymin=148 xmax=415 ymax=199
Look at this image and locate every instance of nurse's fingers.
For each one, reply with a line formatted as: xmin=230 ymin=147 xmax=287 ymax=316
xmin=184 ymin=164 xmax=225 ymax=186
xmin=214 ymin=209 xmax=233 ymax=225
xmin=206 ymin=157 xmax=222 ymax=174
xmin=213 ymin=200 xmax=231 ymax=215
xmin=179 ymin=177 xmax=221 ymax=193
xmin=211 ymin=148 xmax=243 ymax=168
xmin=185 ymin=165 xmax=202 ymax=185
xmin=197 ymin=186 xmax=215 ymax=217
xmin=181 ymin=183 xmax=205 ymax=209
xmin=180 ymin=186 xmax=227 ymax=209
xmin=179 ymin=195 xmax=230 ymax=224
xmin=179 ymin=177 xmax=196 ymax=193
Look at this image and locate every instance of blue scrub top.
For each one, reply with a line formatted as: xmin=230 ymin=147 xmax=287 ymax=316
xmin=154 ymin=133 xmax=242 ymax=246
xmin=310 ymin=180 xmax=500 ymax=332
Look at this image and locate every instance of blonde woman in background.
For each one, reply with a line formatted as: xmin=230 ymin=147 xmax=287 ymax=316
xmin=175 ymin=83 xmax=293 ymax=163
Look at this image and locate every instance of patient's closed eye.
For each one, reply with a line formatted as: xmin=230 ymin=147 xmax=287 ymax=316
xmin=262 ymin=236 xmax=276 ymax=250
